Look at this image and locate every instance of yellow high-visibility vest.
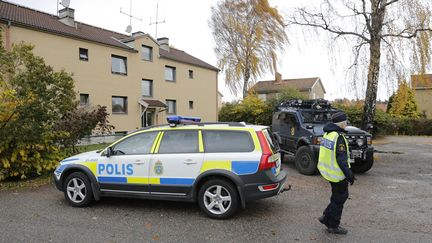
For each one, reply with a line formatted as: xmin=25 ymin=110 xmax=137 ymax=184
xmin=318 ymin=131 xmax=351 ymax=182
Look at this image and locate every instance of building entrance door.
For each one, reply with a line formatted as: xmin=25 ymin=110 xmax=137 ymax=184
xmin=142 ymin=111 xmax=154 ymax=127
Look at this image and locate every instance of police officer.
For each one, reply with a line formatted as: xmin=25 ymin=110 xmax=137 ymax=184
xmin=317 ymin=112 xmax=355 ymax=234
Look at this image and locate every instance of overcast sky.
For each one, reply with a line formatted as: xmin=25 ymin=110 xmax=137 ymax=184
xmin=6 ymin=0 xmax=390 ymax=101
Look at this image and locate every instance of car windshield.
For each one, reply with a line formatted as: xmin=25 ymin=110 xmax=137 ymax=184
xmin=301 ymin=110 xmax=336 ymax=123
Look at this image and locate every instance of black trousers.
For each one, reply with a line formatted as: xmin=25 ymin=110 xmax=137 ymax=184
xmin=322 ymin=180 xmax=349 ymax=228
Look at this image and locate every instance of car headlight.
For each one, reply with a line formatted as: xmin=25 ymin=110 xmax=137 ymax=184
xmin=356 ymin=138 xmax=364 ymax=146
xmin=313 ymin=136 xmax=323 ymax=145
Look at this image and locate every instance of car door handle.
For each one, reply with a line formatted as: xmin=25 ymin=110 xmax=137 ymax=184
xmin=133 ymin=160 xmax=145 ymax=165
xmin=183 ymin=159 xmax=197 ymax=165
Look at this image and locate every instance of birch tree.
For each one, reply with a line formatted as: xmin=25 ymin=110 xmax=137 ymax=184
xmin=210 ymin=0 xmax=288 ymax=98
xmin=288 ymin=0 xmax=432 ymax=129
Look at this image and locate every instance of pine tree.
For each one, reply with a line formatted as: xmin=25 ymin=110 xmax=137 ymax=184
xmin=388 ymin=81 xmax=420 ymax=118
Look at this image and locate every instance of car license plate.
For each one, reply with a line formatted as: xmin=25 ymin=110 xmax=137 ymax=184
xmin=351 ymin=150 xmax=362 ymax=159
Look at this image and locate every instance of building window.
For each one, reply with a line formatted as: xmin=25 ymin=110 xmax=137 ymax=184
xmin=112 ymin=96 xmax=128 ymax=114
xmin=165 ymin=66 xmax=176 ymax=81
xmin=189 ymin=101 xmax=194 ymax=109
xmin=141 ymin=45 xmax=153 ymax=61
xmin=79 ymin=48 xmax=88 ymax=61
xmin=189 ymin=70 xmax=194 ymax=79
xmin=166 ymin=99 xmax=176 ymax=114
xmin=111 ymin=55 xmax=127 ymax=75
xmin=141 ymin=79 xmax=153 ymax=97
xmin=80 ymin=93 xmax=89 ymax=106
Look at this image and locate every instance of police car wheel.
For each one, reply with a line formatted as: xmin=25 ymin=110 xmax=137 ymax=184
xmin=198 ymin=179 xmax=239 ymax=219
xmin=63 ymin=172 xmax=94 ymax=207
xmin=295 ymin=146 xmax=318 ymax=175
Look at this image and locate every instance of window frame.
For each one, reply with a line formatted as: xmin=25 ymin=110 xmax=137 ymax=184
xmin=111 ymin=55 xmax=127 ymax=75
xmin=79 ymin=48 xmax=88 ymax=61
xmin=141 ymin=45 xmax=153 ymax=61
xmin=165 ymin=65 xmax=176 ymax=82
xmin=157 ymin=130 xmax=199 ymax=154
xmin=202 ymin=130 xmax=255 ymax=153
xmin=110 ymin=131 xmax=158 ymax=156
xmin=166 ymin=99 xmax=177 ymax=114
xmin=79 ymin=93 xmax=89 ymax=106
xmin=111 ymin=96 xmax=128 ymax=114
xmin=141 ymin=79 xmax=153 ymax=97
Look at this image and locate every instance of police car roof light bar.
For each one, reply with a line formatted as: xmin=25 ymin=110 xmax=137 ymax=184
xmin=167 ymin=115 xmax=201 ymax=126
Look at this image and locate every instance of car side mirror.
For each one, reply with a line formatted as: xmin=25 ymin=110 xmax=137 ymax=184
xmin=367 ymin=123 xmax=374 ymax=130
xmin=105 ymin=147 xmax=113 ymax=157
xmin=273 ymin=132 xmax=282 ymax=144
xmin=306 ymin=125 xmax=314 ymax=129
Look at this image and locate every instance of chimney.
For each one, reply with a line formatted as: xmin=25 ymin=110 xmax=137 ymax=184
xmin=275 ymin=72 xmax=282 ymax=83
xmin=157 ymin=37 xmax=169 ymax=51
xmin=58 ymin=8 xmax=75 ymax=27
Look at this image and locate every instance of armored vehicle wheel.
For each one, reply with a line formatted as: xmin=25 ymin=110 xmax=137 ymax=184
xmin=295 ymin=146 xmax=318 ymax=175
xmin=351 ymin=157 xmax=374 ymax=173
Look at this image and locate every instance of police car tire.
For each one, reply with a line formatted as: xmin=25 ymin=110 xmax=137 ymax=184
xmin=295 ymin=146 xmax=318 ymax=175
xmin=198 ymin=179 xmax=239 ymax=219
xmin=63 ymin=172 xmax=94 ymax=207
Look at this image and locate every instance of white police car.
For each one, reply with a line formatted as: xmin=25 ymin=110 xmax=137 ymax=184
xmin=54 ymin=116 xmax=287 ymax=219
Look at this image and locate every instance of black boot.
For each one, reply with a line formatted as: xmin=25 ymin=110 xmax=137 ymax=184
xmin=326 ymin=226 xmax=348 ymax=235
xmin=318 ymin=215 xmax=326 ymax=225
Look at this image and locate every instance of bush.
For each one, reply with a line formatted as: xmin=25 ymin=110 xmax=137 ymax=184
xmin=55 ymin=105 xmax=115 ymax=153
xmin=0 ymin=41 xmax=75 ymax=181
xmin=219 ymin=95 xmax=271 ymax=125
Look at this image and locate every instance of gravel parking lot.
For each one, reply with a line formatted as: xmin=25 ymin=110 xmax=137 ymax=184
xmin=0 ymin=136 xmax=431 ymax=242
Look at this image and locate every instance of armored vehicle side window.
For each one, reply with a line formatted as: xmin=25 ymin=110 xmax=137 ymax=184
xmin=158 ymin=130 xmax=199 ymax=154
xmin=112 ymin=132 xmax=158 ymax=155
xmin=203 ymin=131 xmax=254 ymax=153
xmin=281 ymin=113 xmax=298 ymax=126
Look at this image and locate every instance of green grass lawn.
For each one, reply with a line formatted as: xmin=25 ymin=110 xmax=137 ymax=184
xmin=0 ymin=143 xmax=111 ymax=192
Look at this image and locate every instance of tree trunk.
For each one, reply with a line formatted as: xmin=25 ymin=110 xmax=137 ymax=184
xmin=243 ymin=69 xmax=250 ymax=99
xmin=362 ymin=39 xmax=381 ymax=130
xmin=361 ymin=0 xmax=385 ymax=131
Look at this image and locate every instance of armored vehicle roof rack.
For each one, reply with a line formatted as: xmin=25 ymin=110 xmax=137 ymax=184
xmin=277 ymin=99 xmax=332 ymax=110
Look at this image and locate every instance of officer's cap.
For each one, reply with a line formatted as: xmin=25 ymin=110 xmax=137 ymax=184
xmin=332 ymin=112 xmax=347 ymax=123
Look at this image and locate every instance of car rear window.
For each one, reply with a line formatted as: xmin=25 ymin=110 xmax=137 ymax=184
xmin=203 ymin=130 xmax=254 ymax=153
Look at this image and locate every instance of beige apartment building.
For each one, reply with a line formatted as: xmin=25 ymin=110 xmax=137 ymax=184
xmin=0 ymin=1 xmax=219 ymax=133
xmin=411 ymin=74 xmax=432 ymax=118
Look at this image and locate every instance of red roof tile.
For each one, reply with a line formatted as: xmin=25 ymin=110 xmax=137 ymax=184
xmin=412 ymin=74 xmax=432 ymax=89
xmin=0 ymin=1 xmax=219 ymax=71
xmin=251 ymin=77 xmax=321 ymax=93
xmin=160 ymin=48 xmax=219 ymax=71
xmin=0 ymin=1 xmax=133 ymax=51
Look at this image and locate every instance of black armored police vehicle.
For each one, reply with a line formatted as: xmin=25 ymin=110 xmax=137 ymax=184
xmin=272 ymin=99 xmax=374 ymax=175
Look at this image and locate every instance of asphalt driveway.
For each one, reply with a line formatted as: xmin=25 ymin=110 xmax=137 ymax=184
xmin=0 ymin=136 xmax=431 ymax=242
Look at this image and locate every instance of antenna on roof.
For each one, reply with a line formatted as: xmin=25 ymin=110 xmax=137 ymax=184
xmin=57 ymin=0 xmax=71 ymax=15
xmin=149 ymin=0 xmax=165 ymax=38
xmin=61 ymin=0 xmax=70 ymax=8
xmin=120 ymin=0 xmax=142 ymax=34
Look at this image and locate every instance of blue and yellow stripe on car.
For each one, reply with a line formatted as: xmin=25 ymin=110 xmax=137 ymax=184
xmin=96 ymin=176 xmax=196 ymax=186
xmin=200 ymin=160 xmax=260 ymax=175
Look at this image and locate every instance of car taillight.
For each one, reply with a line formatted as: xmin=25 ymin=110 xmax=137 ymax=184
xmin=258 ymin=183 xmax=279 ymax=191
xmin=257 ymin=131 xmax=276 ymax=171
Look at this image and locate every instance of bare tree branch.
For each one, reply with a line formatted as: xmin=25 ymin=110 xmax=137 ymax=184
xmin=382 ymin=28 xmax=432 ymax=39
xmin=289 ymin=9 xmax=370 ymax=42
